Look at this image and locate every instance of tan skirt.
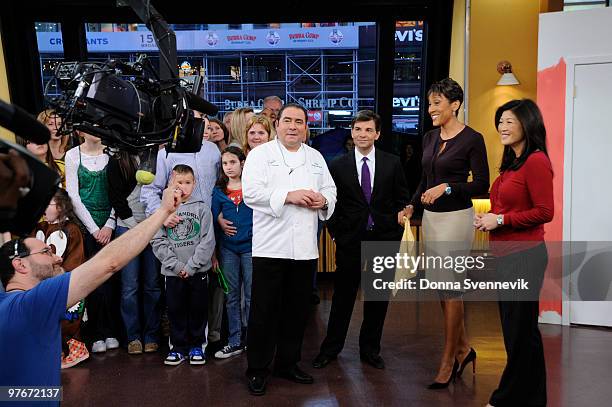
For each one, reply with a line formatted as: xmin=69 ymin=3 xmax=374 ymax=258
xmin=422 ymin=207 xmax=475 ymax=290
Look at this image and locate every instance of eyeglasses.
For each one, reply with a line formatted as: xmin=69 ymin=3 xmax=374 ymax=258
xmin=24 ymin=247 xmax=54 ymax=258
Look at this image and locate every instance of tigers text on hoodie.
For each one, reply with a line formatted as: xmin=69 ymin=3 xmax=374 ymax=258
xmin=151 ymin=197 xmax=215 ymax=277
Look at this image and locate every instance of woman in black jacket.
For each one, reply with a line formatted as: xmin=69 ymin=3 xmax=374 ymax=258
xmin=406 ymin=79 xmax=489 ymax=389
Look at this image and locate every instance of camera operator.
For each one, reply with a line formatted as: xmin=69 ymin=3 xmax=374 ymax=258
xmin=0 ymin=181 xmax=182 ymax=390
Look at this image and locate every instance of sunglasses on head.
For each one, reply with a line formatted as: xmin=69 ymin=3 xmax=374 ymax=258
xmin=8 ymin=239 xmax=53 ymax=260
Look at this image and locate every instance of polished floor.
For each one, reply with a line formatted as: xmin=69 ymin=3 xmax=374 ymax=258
xmin=62 ymin=280 xmax=612 ymax=406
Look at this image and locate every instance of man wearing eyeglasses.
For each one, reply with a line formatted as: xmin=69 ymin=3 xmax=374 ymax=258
xmin=0 ymin=182 xmax=183 ymax=397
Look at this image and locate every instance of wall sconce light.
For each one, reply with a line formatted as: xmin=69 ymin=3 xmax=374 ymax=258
xmin=496 ymin=60 xmax=520 ymax=86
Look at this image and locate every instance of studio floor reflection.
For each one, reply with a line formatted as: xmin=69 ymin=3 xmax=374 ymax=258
xmin=62 ymin=280 xmax=612 ymax=407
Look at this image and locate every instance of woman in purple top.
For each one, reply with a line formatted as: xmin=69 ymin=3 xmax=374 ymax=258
xmin=406 ymin=78 xmax=489 ymax=389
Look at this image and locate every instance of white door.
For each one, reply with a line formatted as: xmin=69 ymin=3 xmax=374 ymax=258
xmin=568 ymin=61 xmax=612 ymax=327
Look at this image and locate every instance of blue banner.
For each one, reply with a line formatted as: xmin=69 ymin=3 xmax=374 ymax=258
xmin=37 ymin=26 xmax=359 ymax=53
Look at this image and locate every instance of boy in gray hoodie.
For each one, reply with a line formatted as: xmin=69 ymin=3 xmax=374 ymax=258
xmin=151 ymin=164 xmax=215 ymax=366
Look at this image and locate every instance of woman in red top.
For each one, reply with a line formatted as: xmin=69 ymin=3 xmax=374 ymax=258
xmin=474 ymin=99 xmax=553 ymax=407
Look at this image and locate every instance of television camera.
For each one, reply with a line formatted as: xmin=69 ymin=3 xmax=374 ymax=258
xmin=0 ymin=0 xmax=217 ymax=235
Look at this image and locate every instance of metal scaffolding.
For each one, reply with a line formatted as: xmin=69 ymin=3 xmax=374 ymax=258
xmin=204 ymin=50 xmax=360 ymax=133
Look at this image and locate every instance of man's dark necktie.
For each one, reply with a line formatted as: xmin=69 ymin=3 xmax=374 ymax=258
xmin=361 ymin=157 xmax=374 ymax=229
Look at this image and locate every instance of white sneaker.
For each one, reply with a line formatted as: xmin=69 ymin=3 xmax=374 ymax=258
xmin=105 ymin=338 xmax=119 ymax=350
xmin=92 ymin=340 xmax=107 ymax=353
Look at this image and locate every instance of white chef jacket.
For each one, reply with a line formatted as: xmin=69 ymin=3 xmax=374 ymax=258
xmin=242 ymin=140 xmax=337 ymax=260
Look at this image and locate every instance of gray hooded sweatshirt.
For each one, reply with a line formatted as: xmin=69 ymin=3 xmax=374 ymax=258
xmin=151 ymin=197 xmax=215 ymax=277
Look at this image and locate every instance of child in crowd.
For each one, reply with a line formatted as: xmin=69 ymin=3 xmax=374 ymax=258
xmin=211 ymin=146 xmax=253 ymax=359
xmin=65 ymin=131 xmax=119 ymax=353
xmin=151 ymin=164 xmax=216 ymax=366
xmin=33 ymin=189 xmax=87 ymax=368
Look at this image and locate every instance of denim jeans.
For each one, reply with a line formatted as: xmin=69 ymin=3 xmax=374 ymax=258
xmin=220 ymin=246 xmax=252 ymax=347
xmin=117 ymin=226 xmax=161 ymax=344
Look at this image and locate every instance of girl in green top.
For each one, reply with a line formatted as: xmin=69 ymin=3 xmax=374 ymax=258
xmin=65 ymin=131 xmax=119 ymax=354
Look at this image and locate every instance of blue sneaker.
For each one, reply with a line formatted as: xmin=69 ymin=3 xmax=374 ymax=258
xmin=164 ymin=351 xmax=185 ymax=366
xmin=189 ymin=347 xmax=206 ymax=365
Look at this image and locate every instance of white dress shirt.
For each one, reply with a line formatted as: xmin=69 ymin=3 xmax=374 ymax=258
xmin=355 ymin=146 xmax=376 ymax=189
xmin=242 ymin=140 xmax=337 ymax=260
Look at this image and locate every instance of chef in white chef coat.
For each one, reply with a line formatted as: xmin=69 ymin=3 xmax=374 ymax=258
xmin=242 ymin=103 xmax=336 ymax=395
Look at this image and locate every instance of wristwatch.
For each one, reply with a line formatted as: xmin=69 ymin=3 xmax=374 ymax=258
xmin=496 ymin=214 xmax=504 ymax=226
xmin=322 ymin=198 xmax=328 ymax=210
xmin=444 ymin=184 xmax=452 ymax=195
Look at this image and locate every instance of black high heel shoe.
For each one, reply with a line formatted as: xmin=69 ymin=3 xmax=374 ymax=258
xmin=457 ymin=347 xmax=476 ymax=377
xmin=427 ymin=359 xmax=459 ymax=389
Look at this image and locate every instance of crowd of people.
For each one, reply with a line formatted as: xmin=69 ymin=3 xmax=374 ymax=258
xmin=0 ymin=80 xmax=553 ymax=406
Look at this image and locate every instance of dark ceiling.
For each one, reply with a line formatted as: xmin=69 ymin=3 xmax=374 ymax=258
xmin=1 ymin=0 xmax=453 ymax=139
xmin=13 ymin=0 xmax=442 ymax=23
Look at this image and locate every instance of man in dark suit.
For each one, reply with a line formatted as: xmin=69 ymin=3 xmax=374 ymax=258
xmin=313 ymin=110 xmax=411 ymax=370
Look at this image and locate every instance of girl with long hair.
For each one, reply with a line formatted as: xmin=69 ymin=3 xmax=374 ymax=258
xmin=211 ymin=146 xmax=253 ymax=359
xmin=65 ymin=131 xmax=119 ymax=353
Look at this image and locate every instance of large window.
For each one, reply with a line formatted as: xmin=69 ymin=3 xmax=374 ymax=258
xmin=34 ymin=22 xmax=64 ymax=98
xmin=34 ymin=21 xmax=427 ymax=137
xmin=75 ymin=22 xmax=376 ymax=135
xmin=392 ymin=20 xmax=425 ymax=135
